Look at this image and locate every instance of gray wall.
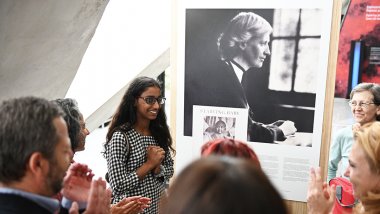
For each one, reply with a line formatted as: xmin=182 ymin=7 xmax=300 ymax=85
xmin=0 ymin=0 xmax=109 ymax=102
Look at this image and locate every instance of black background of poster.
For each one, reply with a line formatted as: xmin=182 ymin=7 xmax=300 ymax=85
xmin=184 ymin=9 xmax=315 ymax=137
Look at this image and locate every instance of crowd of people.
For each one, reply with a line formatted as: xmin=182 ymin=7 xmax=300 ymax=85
xmin=1 ymin=9 xmax=380 ymax=214
xmin=1 ymin=78 xmax=380 ymax=214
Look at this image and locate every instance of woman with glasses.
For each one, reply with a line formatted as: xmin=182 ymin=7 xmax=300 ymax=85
xmin=104 ymin=76 xmax=175 ymax=213
xmin=328 ymin=83 xmax=380 ymax=181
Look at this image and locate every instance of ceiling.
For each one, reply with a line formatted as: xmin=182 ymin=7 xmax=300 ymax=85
xmin=0 ymin=0 xmax=109 ymax=102
xmin=0 ymin=0 xmax=170 ymax=131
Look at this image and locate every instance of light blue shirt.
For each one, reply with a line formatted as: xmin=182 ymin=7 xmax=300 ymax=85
xmin=327 ymin=126 xmax=354 ymax=181
xmin=0 ymin=187 xmax=59 ymax=213
xmin=62 ymin=197 xmax=87 ymax=210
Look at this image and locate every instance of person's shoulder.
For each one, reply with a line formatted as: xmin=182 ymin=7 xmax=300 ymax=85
xmin=339 ymin=126 xmax=354 ymax=135
xmin=0 ymin=194 xmax=51 ymax=214
xmin=334 ymin=126 xmax=354 ymax=141
xmin=110 ymin=131 xmax=128 ymax=144
xmin=112 ymin=130 xmax=124 ymax=138
xmin=190 ymin=57 xmax=226 ymax=76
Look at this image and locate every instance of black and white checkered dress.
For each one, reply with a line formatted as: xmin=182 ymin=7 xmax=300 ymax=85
xmin=105 ymin=128 xmax=174 ymax=214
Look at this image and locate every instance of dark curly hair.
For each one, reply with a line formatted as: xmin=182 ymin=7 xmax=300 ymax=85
xmin=52 ymin=98 xmax=81 ymax=152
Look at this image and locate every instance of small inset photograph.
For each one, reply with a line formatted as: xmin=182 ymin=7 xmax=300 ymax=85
xmin=203 ymin=116 xmax=236 ymax=143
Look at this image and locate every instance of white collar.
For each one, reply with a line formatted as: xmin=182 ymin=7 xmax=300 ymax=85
xmin=230 ymin=61 xmax=245 ymax=83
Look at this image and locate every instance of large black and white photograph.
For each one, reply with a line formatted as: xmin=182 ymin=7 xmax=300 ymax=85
xmin=184 ymin=8 xmax=321 ymax=146
xmin=175 ymin=0 xmax=335 ymax=202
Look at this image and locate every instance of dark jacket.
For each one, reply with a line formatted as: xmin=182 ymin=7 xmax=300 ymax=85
xmin=184 ymin=58 xmax=285 ymax=143
xmin=0 ymin=193 xmax=51 ymax=214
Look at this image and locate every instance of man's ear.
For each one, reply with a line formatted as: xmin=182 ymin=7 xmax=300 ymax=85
xmin=239 ymin=42 xmax=247 ymax=50
xmin=28 ymin=152 xmax=48 ymax=176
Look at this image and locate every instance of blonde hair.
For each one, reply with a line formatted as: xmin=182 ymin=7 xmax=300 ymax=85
xmin=353 ymin=122 xmax=380 ymax=213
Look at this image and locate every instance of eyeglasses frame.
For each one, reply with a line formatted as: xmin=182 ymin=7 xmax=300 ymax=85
xmin=348 ymin=100 xmax=378 ymax=109
xmin=138 ymin=96 xmax=166 ymax=105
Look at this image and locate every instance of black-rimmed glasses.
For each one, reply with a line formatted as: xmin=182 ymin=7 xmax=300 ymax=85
xmin=138 ymin=96 xmax=166 ymax=105
xmin=348 ymin=100 xmax=377 ymax=109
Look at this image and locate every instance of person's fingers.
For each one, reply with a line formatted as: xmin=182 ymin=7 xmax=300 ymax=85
xmin=103 ymin=180 xmax=112 ymax=213
xmin=352 ymin=123 xmax=361 ymax=132
xmin=107 ymin=187 xmax=113 ymax=194
xmin=88 ymin=171 xmax=95 ymax=180
xmin=329 ymin=185 xmax=336 ymax=204
xmin=322 ymin=182 xmax=327 ymax=189
xmin=121 ymin=201 xmax=139 ymax=213
xmin=122 ymin=196 xmax=142 ymax=204
xmin=107 ymin=187 xmax=112 ymax=204
xmin=115 ymin=198 xmax=130 ymax=207
xmin=86 ymin=179 xmax=99 ymax=211
xmin=139 ymin=197 xmax=151 ymax=202
xmin=83 ymin=178 xmax=110 ymax=214
xmin=137 ymin=197 xmax=151 ymax=206
xmin=326 ymin=185 xmax=336 ymax=213
xmin=141 ymin=204 xmax=150 ymax=208
xmin=96 ymin=178 xmax=107 ymax=211
xmin=69 ymin=201 xmax=79 ymax=214
xmin=315 ymin=167 xmax=322 ymax=184
xmin=308 ymin=167 xmax=316 ymax=191
xmin=71 ymin=163 xmax=91 ymax=177
xmin=322 ymin=182 xmax=331 ymax=199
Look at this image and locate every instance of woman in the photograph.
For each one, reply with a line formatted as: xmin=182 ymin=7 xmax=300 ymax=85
xmin=185 ymin=11 xmax=296 ymax=143
xmin=104 ymin=76 xmax=175 ymax=214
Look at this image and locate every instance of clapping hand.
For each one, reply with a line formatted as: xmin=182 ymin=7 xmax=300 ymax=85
xmin=111 ymin=196 xmax=151 ymax=214
xmin=352 ymin=123 xmax=361 ymax=132
xmin=62 ymin=162 xmax=94 ymax=202
xmin=69 ymin=177 xmax=112 ymax=214
xmin=307 ymin=167 xmax=336 ymax=214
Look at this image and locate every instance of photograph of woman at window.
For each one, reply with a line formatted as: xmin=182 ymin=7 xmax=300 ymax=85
xmin=184 ymin=10 xmax=297 ymax=143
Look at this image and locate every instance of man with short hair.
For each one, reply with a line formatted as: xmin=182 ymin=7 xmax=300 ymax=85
xmin=0 ymin=97 xmax=110 ymax=214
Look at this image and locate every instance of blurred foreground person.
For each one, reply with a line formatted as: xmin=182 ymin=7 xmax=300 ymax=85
xmin=161 ymin=157 xmax=287 ymax=214
xmin=308 ymin=122 xmax=380 ymax=213
xmin=201 ymin=138 xmax=260 ymax=167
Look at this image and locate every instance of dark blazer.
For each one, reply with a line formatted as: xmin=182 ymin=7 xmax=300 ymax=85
xmin=0 ymin=193 xmax=52 ymax=214
xmin=184 ymin=58 xmax=285 ymax=143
